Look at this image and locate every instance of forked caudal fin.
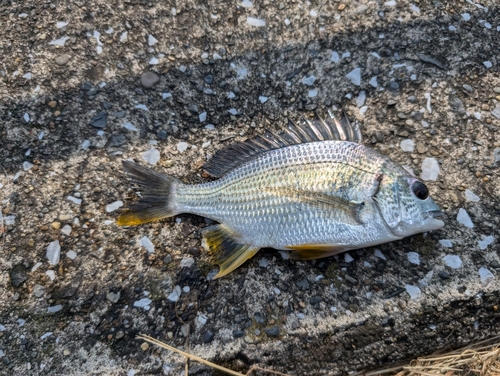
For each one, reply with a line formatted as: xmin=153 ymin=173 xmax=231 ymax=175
xmin=117 ymin=161 xmax=180 ymax=226
xmin=202 ymin=224 xmax=260 ymax=279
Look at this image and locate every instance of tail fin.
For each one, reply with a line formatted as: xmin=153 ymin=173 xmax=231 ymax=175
xmin=117 ymin=160 xmax=180 ymax=226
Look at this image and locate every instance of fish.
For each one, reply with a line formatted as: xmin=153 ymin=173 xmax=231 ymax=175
xmin=118 ymin=110 xmax=445 ymax=278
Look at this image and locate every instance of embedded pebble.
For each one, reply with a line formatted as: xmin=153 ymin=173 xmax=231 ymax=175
xmin=140 ymin=236 xmax=154 ymax=253
xmin=47 ymin=305 xmax=62 ymax=313
xmin=106 ymin=201 xmax=123 ymax=213
xmin=24 ymin=113 xmax=30 ymax=122
xmin=90 ymin=112 xmax=108 ymax=128
xmin=81 ymin=140 xmax=91 ymax=149
xmin=162 ymin=92 xmax=172 ymax=99
xmin=424 ymin=93 xmax=432 ymax=113
xmin=177 ymin=142 xmax=188 ymax=153
xmin=344 ymin=253 xmax=354 ymax=263
xmin=259 ymin=96 xmax=268 ymax=103
xmin=228 ymin=108 xmax=239 ymax=115
xmin=140 ymin=72 xmax=160 ymax=88
xmin=478 ymin=235 xmax=494 ymax=250
xmin=55 ymin=54 xmax=71 ymax=66
xmin=247 ymin=17 xmax=266 ymax=27
xmin=405 ymin=285 xmax=421 ymax=300
xmin=167 ymin=286 xmax=182 ymax=302
xmin=369 ymin=76 xmax=378 ymax=87
xmin=374 ymin=249 xmax=386 ymax=260
xmin=457 ymin=208 xmax=474 ymax=228
xmin=33 ymin=284 xmax=45 ymax=298
xmin=46 ymin=270 xmax=56 ymax=281
xmin=483 ymin=61 xmax=492 ymax=68
xmin=199 ymin=112 xmax=207 ymax=122
xmin=407 ymin=252 xmax=420 ymax=265
xmin=133 ymin=298 xmax=152 ymax=310
xmin=465 ymin=189 xmax=480 ymax=202
xmin=148 ymin=34 xmax=158 ymax=46
xmin=67 ymin=196 xmax=82 ymax=205
xmin=180 ymin=257 xmax=195 ymax=267
xmin=356 ymin=91 xmax=366 ymax=107
xmin=492 ymin=105 xmax=500 ymax=119
xmin=302 ymin=75 xmax=316 ymax=86
xmin=400 ymin=139 xmax=415 ymax=152
xmin=331 ymin=51 xmax=340 ymax=63
xmin=259 ymin=258 xmax=269 ymax=267
xmin=23 ymin=161 xmax=33 ymax=171
xmin=61 ymin=225 xmax=72 ymax=236
xmin=149 ymin=57 xmax=159 ymax=65
xmin=142 ymin=148 xmax=160 ymax=165
xmin=479 ymin=267 xmax=494 ymax=286
xmin=462 ymin=13 xmax=471 ymax=21
xmin=345 ymin=68 xmax=361 ymax=86
xmin=66 ymin=250 xmax=77 ymax=260
xmin=57 ymin=22 xmax=69 ymax=29
xmin=420 ymin=158 xmax=439 ymax=181
xmin=443 ymin=255 xmax=462 ymax=269
xmin=439 ymin=239 xmax=453 ymax=248
xmin=46 ymin=240 xmax=61 ymax=265
xmin=308 ymin=89 xmax=318 ymax=98
xmin=123 ymin=123 xmax=138 ymax=131
xmin=49 ymin=36 xmax=70 ymax=46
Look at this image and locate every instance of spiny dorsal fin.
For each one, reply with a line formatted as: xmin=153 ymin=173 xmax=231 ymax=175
xmin=203 ymin=110 xmax=362 ymax=178
xmin=201 ymin=224 xmax=260 ymax=279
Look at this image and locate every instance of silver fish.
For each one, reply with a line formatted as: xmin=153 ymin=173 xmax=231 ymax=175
xmin=118 ymin=110 xmax=445 ymax=278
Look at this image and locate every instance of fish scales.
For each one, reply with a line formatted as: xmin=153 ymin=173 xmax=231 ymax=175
xmin=118 ymin=111 xmax=445 ymax=278
xmin=177 ymin=141 xmax=393 ymax=249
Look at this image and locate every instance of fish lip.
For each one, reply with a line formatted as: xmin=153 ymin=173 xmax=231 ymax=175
xmin=428 ymin=210 xmax=447 ymax=220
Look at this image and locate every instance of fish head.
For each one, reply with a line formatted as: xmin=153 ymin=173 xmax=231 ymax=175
xmin=375 ymin=175 xmax=445 ymax=237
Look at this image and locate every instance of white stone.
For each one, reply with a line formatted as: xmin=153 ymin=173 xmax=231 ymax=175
xmin=465 ymin=189 xmax=480 ymax=202
xmin=345 ymin=68 xmax=361 ymax=86
xmin=331 ymin=51 xmax=340 ymax=63
xmin=407 ymin=252 xmax=420 ymax=265
xmin=81 ymin=140 xmax=91 ymax=149
xmin=241 ymin=0 xmax=252 ymax=7
xmin=149 ymin=57 xmax=159 ymax=65
xmin=479 ymin=267 xmax=494 ymax=286
xmin=140 ymin=236 xmax=154 ymax=253
xmin=400 ymin=139 xmax=415 ymax=152
xmin=259 ymin=96 xmax=268 ymax=103
xmin=405 ymin=285 xmax=421 ymax=300
xmin=457 ymin=208 xmax=474 ymax=228
xmin=142 ymin=148 xmax=160 ymax=165
xmin=148 ymin=34 xmax=158 ymax=46
xmin=420 ymin=158 xmax=439 ymax=181
xmin=474 ymin=112 xmax=482 ymax=120
xmin=47 ymin=305 xmax=62 ymax=313
xmin=162 ymin=92 xmax=172 ymax=99
xmin=359 ymin=106 xmax=369 ymax=115
xmin=24 ymin=113 xmax=30 ymax=122
xmin=374 ymin=249 xmax=386 ymax=260
xmin=443 ymin=255 xmax=462 ymax=269
xmin=483 ymin=61 xmax=492 ymax=68
xmin=411 ymin=4 xmax=420 ymax=12
xmin=259 ymin=258 xmax=269 ymax=267
xmin=120 ymin=31 xmax=128 ymax=42
xmin=106 ymin=201 xmax=123 ymax=213
xmin=180 ymin=257 xmax=194 ymax=267
xmin=176 ymin=142 xmax=188 ymax=153
xmin=492 ymin=105 xmax=500 ymax=119
xmin=23 ymin=72 xmax=32 ymax=79
xmin=308 ymin=89 xmax=318 ymax=98
xmin=478 ymin=235 xmax=494 ymax=250
xmin=67 ymin=195 xmax=82 ymax=205
xmin=40 ymin=332 xmax=53 ymax=340
xmin=247 ymin=17 xmax=265 ymax=27
xmin=302 ymin=75 xmax=316 ymax=86
xmin=228 ymin=108 xmax=239 ymax=115
xmin=424 ymin=92 xmax=432 ymax=113
xmin=46 ymin=270 xmax=56 ymax=281
xmin=49 ymin=36 xmax=70 ymax=46
xmin=134 ymin=104 xmax=148 ymax=111
xmin=199 ymin=112 xmax=207 ymax=122
xmin=462 ymin=13 xmax=471 ymax=21
xmin=355 ymin=91 xmax=366 ymax=107
xmin=439 ymin=239 xmax=453 ymax=248
xmin=133 ymin=298 xmax=152 ymax=310
xmin=22 ymin=161 xmax=33 ymax=171
xmin=343 ymin=253 xmax=353 ymax=263
xmin=284 ymin=18 xmax=291 ymax=25
xmin=196 ymin=314 xmax=208 ymax=327
xmin=167 ymin=286 xmax=182 ymax=302
xmin=182 ymin=286 xmax=190 ymax=293
xmin=61 ymin=225 xmax=72 ymax=236
xmin=66 ymin=250 xmax=77 ymax=259
xmin=227 ymin=92 xmax=236 ymax=99
xmin=369 ymin=76 xmax=378 ymax=88
xmin=46 ymin=240 xmax=61 ymax=265
xmin=385 ymin=0 xmax=396 ymax=6
xmin=31 ymin=262 xmax=42 ymax=272
xmin=205 ymin=124 xmax=215 ymax=130
xmin=123 ymin=123 xmax=138 ymax=131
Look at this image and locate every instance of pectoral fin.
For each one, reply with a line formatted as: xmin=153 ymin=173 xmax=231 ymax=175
xmin=202 ymin=224 xmax=260 ymax=279
xmin=274 ymin=188 xmax=364 ymax=225
xmin=287 ymin=244 xmax=347 ymax=260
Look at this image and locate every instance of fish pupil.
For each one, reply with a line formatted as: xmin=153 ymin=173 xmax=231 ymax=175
xmin=411 ymin=181 xmax=429 ymax=200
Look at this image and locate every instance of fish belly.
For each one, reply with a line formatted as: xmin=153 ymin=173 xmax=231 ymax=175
xmin=176 ymin=141 xmax=397 ymax=251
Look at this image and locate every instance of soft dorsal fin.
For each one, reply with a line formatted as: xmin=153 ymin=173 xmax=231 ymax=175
xmin=203 ymin=110 xmax=362 ymax=178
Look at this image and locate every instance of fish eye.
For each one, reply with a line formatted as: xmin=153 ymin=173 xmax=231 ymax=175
xmin=411 ymin=181 xmax=429 ymax=200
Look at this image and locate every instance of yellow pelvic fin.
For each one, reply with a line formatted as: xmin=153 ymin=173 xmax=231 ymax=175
xmin=287 ymin=243 xmax=346 ymax=260
xmin=202 ymin=224 xmax=259 ymax=279
xmin=117 ymin=207 xmax=169 ymax=226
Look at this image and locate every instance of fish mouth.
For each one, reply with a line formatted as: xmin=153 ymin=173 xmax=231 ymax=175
xmin=427 ymin=210 xmax=447 ymax=220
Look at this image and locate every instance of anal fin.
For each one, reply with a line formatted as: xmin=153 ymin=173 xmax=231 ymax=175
xmin=202 ymin=224 xmax=259 ymax=279
xmin=287 ymin=244 xmax=347 ymax=260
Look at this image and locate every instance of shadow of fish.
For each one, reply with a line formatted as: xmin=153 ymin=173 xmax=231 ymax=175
xmin=118 ymin=110 xmax=445 ymax=278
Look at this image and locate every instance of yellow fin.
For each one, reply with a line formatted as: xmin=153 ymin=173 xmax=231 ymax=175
xmin=287 ymin=244 xmax=346 ymax=260
xmin=202 ymin=225 xmax=259 ymax=279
